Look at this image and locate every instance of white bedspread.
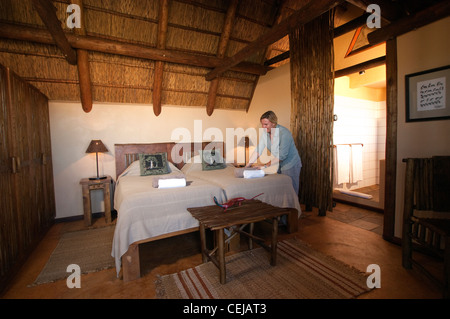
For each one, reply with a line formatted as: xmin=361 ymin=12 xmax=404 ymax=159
xmin=183 ymin=165 xmax=301 ymax=216
xmin=112 ymin=170 xmax=225 ymax=276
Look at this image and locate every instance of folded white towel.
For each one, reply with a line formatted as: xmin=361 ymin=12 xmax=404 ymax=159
xmin=338 ymin=189 xmax=372 ymax=199
xmin=243 ymin=169 xmax=265 ymax=179
xmin=334 ymin=145 xmax=351 ymax=184
xmin=351 ymin=144 xmax=363 ymax=183
xmin=158 ymin=178 xmax=186 ymax=188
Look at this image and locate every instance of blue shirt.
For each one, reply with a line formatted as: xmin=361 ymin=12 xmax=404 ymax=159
xmin=256 ymin=124 xmax=301 ymax=171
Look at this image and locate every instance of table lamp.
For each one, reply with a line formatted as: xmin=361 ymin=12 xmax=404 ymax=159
xmin=85 ymin=139 xmax=108 ymax=180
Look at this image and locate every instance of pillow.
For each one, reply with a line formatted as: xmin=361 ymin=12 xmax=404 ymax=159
xmin=200 ymin=149 xmax=226 ymax=171
xmin=119 ymin=160 xmax=141 ymax=178
xmin=139 ymin=152 xmax=170 ymax=176
xmin=181 ymin=155 xmax=202 ymax=174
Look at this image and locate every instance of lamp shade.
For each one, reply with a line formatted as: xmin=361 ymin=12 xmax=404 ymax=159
xmin=85 ymin=140 xmax=108 ymax=153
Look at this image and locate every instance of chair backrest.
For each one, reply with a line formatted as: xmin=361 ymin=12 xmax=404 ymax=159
xmin=432 ymin=156 xmax=450 ymax=212
xmin=404 ymin=156 xmax=450 ymax=213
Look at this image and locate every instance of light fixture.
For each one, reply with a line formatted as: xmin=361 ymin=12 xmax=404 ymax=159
xmin=85 ymin=139 xmax=108 ymax=180
xmin=359 ymin=70 xmax=365 ymax=75
xmin=237 ymin=136 xmax=253 ymax=166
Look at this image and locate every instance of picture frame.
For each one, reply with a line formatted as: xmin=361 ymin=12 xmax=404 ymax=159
xmin=405 ymin=65 xmax=450 ymax=122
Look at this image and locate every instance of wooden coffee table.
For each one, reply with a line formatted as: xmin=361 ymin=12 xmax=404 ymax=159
xmin=187 ymin=200 xmax=297 ymax=284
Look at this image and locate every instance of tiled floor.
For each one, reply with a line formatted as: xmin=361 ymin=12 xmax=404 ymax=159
xmin=333 ymin=184 xmax=384 ymax=211
xmin=326 ymin=202 xmax=384 ymax=235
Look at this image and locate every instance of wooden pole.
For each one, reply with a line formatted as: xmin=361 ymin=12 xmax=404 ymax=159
xmin=334 ymin=56 xmax=386 ymax=78
xmin=383 ymin=38 xmax=398 ymax=240
xmin=402 ymin=158 xmax=414 ymax=269
xmin=206 ymin=0 xmax=239 ymax=116
xmin=71 ymin=0 xmax=92 ymax=113
xmin=152 ymin=0 xmax=170 ymax=116
xmin=76 ymin=50 xmax=92 ymax=112
xmin=290 ymin=12 xmax=334 ymax=215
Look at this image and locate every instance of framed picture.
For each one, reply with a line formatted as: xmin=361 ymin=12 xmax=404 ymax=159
xmin=405 ymin=65 xmax=450 ymax=122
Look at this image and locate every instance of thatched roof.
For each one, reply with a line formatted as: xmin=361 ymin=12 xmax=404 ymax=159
xmin=0 ymin=0 xmax=447 ymax=115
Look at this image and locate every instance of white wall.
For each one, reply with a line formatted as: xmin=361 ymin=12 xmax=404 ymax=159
xmin=394 ymin=17 xmax=450 ymax=237
xmin=333 ymin=95 xmax=386 ymax=189
xmin=49 ymin=62 xmax=292 ymax=219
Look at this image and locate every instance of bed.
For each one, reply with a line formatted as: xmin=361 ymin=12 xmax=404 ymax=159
xmin=182 ymin=156 xmax=302 ymax=231
xmin=112 ymin=142 xmax=300 ymax=282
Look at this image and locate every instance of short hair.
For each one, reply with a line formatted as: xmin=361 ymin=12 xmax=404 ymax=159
xmin=260 ymin=110 xmax=278 ymax=125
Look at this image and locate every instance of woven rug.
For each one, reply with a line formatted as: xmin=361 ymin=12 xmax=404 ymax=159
xmin=32 ymin=226 xmax=115 ymax=285
xmin=156 ymin=238 xmax=371 ymax=299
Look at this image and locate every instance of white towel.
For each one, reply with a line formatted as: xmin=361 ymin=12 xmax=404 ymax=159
xmin=351 ymin=144 xmax=363 ymax=183
xmin=337 ymin=188 xmax=373 ymax=199
xmin=158 ymin=178 xmax=186 ymax=188
xmin=243 ymin=169 xmax=265 ymax=179
xmin=334 ymin=145 xmax=351 ymax=184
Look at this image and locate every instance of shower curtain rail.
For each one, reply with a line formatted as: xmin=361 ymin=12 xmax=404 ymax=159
xmin=332 ymin=143 xmax=364 ymax=148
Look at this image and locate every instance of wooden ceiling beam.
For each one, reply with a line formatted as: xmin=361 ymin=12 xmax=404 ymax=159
xmin=368 ymin=1 xmax=450 ymax=46
xmin=249 ymin=0 xmax=286 ymax=113
xmin=334 ymin=55 xmax=385 ymax=78
xmin=153 ymin=0 xmax=170 ymax=116
xmin=205 ymin=0 xmax=345 ymax=81
xmin=31 ymin=0 xmax=77 ymax=65
xmin=265 ymin=11 xmax=369 ymax=66
xmin=0 ymin=22 xmax=269 ymax=76
xmin=206 ymin=0 xmax=239 ymax=116
xmin=71 ymin=0 xmax=92 ymax=113
xmin=263 ymin=0 xmax=287 ymax=64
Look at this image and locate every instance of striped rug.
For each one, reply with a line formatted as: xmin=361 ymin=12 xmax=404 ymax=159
xmin=156 ymin=238 xmax=372 ymax=299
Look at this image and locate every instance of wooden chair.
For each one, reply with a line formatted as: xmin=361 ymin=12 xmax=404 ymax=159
xmin=402 ymin=156 xmax=450 ymax=298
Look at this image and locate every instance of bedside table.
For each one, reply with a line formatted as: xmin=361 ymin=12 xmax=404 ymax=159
xmin=80 ymin=175 xmax=112 ymax=226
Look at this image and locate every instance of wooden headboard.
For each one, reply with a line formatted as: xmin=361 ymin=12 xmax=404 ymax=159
xmin=114 ymin=142 xmax=225 ymax=178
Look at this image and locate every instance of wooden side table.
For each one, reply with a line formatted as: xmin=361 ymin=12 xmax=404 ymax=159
xmin=80 ymin=176 xmax=112 ymax=226
xmin=188 ymin=200 xmax=297 ymax=284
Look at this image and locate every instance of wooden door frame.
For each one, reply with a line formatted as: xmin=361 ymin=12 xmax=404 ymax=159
xmin=383 ymin=38 xmax=397 ymax=241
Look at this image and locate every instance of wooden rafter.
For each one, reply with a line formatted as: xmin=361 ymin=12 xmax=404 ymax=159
xmin=264 ymin=12 xmax=371 ymax=67
xmin=31 ymin=0 xmax=77 ymax=65
xmin=0 ymin=22 xmax=268 ymax=77
xmin=153 ymin=0 xmax=170 ymax=116
xmin=246 ymin=0 xmax=286 ymax=113
xmin=334 ymin=56 xmax=385 ymax=78
xmin=206 ymin=0 xmax=239 ymax=116
xmin=263 ymin=0 xmax=286 ymax=61
xmin=71 ymin=0 xmax=93 ymax=113
xmin=205 ymin=0 xmax=345 ymax=81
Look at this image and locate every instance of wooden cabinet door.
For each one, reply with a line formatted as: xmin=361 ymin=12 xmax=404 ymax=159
xmin=0 ymin=65 xmax=55 ymax=290
xmin=0 ymin=65 xmax=17 ymax=282
xmin=8 ymin=68 xmax=36 ymax=251
xmin=34 ymin=85 xmax=55 ymax=229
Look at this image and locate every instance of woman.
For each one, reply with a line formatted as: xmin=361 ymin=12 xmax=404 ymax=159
xmin=245 ymin=110 xmax=302 ymax=195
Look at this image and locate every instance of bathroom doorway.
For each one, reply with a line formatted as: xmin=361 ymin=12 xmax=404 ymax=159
xmin=332 ymin=66 xmax=386 ymax=212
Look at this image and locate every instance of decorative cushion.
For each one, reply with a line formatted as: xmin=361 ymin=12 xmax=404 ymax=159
xmin=139 ymin=152 xmax=170 ymax=176
xmin=200 ymin=149 xmax=226 ymax=171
